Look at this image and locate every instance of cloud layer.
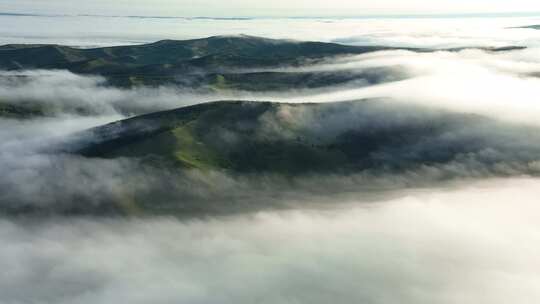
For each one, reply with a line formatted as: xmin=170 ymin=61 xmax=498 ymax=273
xmin=263 ymin=47 xmax=540 ymax=126
xmin=2 ymin=15 xmax=540 ymax=303
xmin=1 ymin=178 xmax=539 ymax=304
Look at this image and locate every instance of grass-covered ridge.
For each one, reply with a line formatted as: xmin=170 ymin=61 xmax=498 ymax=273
xmin=0 ymin=35 xmax=392 ymax=69
xmin=66 ymin=99 xmax=540 ymax=175
xmin=8 ymin=99 xmax=540 ymax=216
xmin=0 ymin=35 xmax=395 ymax=83
xmin=0 ymin=35 xmax=523 ymax=91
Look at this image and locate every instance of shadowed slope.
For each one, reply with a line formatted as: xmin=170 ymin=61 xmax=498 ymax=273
xmin=0 ymin=35 xmax=393 ymax=72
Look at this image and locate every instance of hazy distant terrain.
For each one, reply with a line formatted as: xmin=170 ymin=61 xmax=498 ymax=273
xmin=517 ymin=24 xmax=540 ymax=29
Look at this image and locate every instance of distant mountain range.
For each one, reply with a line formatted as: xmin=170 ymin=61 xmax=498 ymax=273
xmin=0 ymin=35 xmax=526 ymax=119
xmin=0 ymin=35 xmax=525 ymax=89
xmin=0 ymin=35 xmax=396 ymax=82
xmin=0 ymin=35 xmax=383 ymax=69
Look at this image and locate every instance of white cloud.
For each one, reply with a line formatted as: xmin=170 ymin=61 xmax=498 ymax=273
xmin=258 ymin=48 xmax=540 ymax=126
xmin=0 ymin=70 xmax=220 ymax=116
xmin=1 ymin=178 xmax=539 ymax=303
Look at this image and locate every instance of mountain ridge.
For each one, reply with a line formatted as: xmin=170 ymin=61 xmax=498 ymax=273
xmin=61 ymin=99 xmax=540 ymax=175
xmin=0 ymin=35 xmax=420 ymax=95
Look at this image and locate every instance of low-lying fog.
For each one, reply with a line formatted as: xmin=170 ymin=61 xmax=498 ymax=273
xmin=2 ymin=178 xmax=540 ymax=303
xmin=2 ymin=14 xmax=540 ymax=303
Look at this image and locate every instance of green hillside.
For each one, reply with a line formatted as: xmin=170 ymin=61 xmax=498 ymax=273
xmin=0 ymin=35 xmax=393 ymax=76
xmin=5 ymin=99 xmax=536 ymax=216
xmin=0 ymin=36 xmax=528 ymax=120
xmin=0 ymin=35 xmax=522 ymax=76
xmin=0 ymin=36 xmax=389 ymax=67
xmin=67 ymin=100 xmax=540 ymax=175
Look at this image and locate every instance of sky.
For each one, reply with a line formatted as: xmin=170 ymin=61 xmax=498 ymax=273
xmin=1 ymin=0 xmax=540 ymax=17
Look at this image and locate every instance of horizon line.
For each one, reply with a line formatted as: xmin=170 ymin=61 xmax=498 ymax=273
xmin=1 ymin=11 xmax=540 ymax=20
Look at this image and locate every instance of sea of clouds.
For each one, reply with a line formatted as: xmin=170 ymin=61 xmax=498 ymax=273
xmin=1 ymin=15 xmax=540 ymax=303
xmin=1 ymin=178 xmax=540 ymax=303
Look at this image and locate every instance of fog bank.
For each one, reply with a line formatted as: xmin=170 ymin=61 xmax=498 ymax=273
xmin=1 ymin=178 xmax=539 ymax=303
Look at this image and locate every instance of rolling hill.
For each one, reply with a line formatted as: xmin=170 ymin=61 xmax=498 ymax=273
xmin=64 ymin=99 xmax=540 ymax=175
xmin=0 ymin=35 xmax=388 ymax=70
xmin=0 ymin=35 xmax=397 ymax=87
xmin=0 ymin=35 xmax=523 ymax=90
xmin=3 ymin=99 xmax=537 ymax=216
xmin=0 ymin=36 xmax=528 ymax=119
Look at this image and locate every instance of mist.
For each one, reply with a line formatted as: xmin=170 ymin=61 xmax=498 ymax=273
xmin=0 ymin=70 xmax=219 ymax=116
xmin=1 ymin=178 xmax=539 ymax=303
xmin=260 ymin=47 xmax=540 ymax=126
xmin=4 ymin=45 xmax=540 ymax=126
